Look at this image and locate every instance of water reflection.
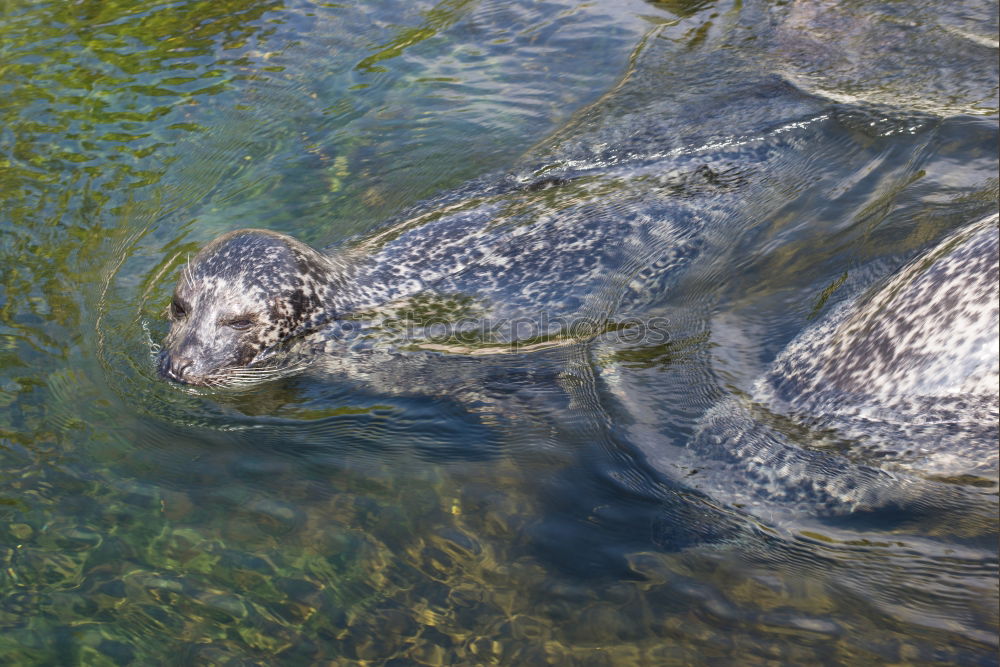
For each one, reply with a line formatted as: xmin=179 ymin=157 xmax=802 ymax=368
xmin=1 ymin=0 xmax=997 ymax=663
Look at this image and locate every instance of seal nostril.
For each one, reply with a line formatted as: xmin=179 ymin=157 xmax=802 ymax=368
xmin=175 ymin=361 xmax=192 ymax=379
xmin=160 ymin=353 xmax=194 ymax=382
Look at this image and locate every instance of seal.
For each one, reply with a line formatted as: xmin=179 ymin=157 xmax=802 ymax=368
xmin=155 ymin=90 xmax=840 ymax=391
xmin=756 ymin=212 xmax=999 ymax=479
xmin=681 ymin=213 xmax=999 ymax=521
xmin=157 ymin=153 xmax=752 ymax=387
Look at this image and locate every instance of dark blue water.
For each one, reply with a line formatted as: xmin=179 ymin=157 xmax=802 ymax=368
xmin=1 ymin=0 xmax=997 ymax=663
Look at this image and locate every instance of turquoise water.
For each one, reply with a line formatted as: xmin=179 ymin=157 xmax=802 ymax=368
xmin=1 ymin=0 xmax=997 ymax=663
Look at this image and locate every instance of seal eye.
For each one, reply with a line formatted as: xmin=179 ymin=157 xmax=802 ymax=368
xmin=226 ymin=318 xmax=254 ymax=331
xmin=170 ymin=298 xmax=187 ymax=319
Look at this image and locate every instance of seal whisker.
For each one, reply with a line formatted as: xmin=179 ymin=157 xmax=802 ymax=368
xmin=182 ymin=252 xmax=194 ymax=286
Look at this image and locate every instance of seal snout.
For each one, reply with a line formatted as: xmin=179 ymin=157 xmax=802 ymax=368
xmin=158 ymin=350 xmax=196 ymax=384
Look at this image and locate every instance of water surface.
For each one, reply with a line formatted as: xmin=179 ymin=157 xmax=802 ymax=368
xmin=1 ymin=0 xmax=997 ymax=663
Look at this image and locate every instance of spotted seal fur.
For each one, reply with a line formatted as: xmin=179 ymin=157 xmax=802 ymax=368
xmin=756 ymin=212 xmax=999 ymax=478
xmin=681 ymin=213 xmax=999 ymax=520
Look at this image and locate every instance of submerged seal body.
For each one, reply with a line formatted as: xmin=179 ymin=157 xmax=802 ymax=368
xmin=756 ymin=213 xmax=999 ymax=478
xmin=683 ymin=213 xmax=999 ymax=520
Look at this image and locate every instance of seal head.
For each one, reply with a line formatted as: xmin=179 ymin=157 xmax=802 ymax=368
xmin=159 ymin=229 xmax=339 ymax=386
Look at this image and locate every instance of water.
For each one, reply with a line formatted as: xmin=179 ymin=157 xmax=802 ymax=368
xmin=1 ymin=0 xmax=997 ymax=663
